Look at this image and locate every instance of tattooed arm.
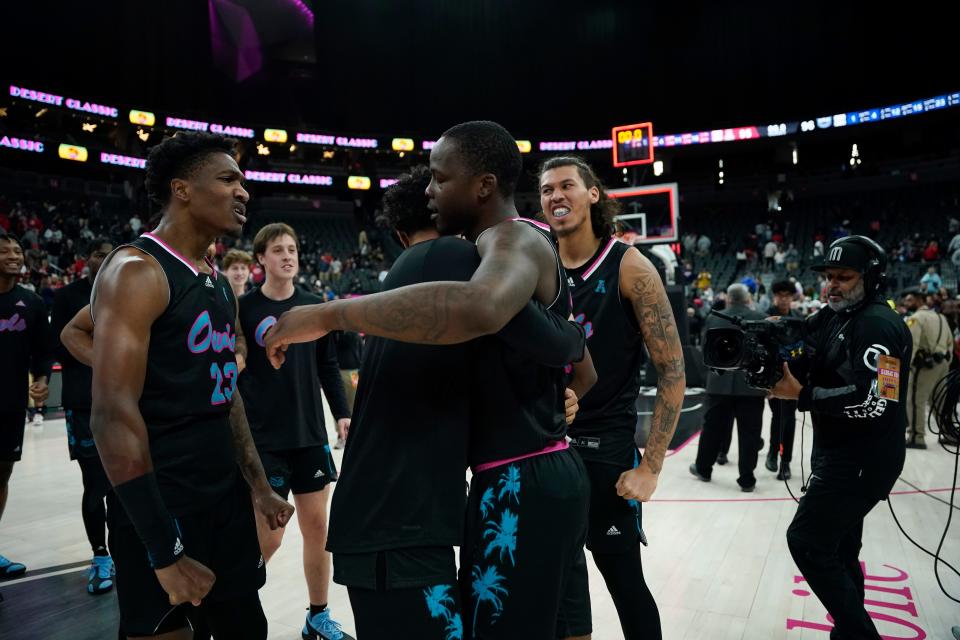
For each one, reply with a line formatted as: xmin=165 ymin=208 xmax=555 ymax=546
xmin=615 ymin=248 xmax=686 ymax=502
xmin=264 ymin=221 xmax=565 ymax=367
xmin=229 ymin=383 xmax=294 ymax=530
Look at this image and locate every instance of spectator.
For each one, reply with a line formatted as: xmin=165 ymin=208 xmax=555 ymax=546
xmin=920 ymin=266 xmax=942 ymax=295
xmin=129 ymin=213 xmax=142 ymax=234
xmin=696 ymin=234 xmax=712 ymax=256
xmin=922 ymin=239 xmax=940 ymax=262
xmin=763 ymin=239 xmax=777 ymax=271
xmin=784 ymin=244 xmax=800 ymax=273
xmin=735 ymin=249 xmax=747 ymax=274
xmin=774 ymin=246 xmax=786 ymax=272
xmin=812 ymin=238 xmax=825 ymax=259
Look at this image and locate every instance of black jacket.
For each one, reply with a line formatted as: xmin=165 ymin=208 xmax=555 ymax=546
xmin=702 ymin=303 xmax=768 ymax=397
xmin=798 ymin=300 xmax=912 ymax=494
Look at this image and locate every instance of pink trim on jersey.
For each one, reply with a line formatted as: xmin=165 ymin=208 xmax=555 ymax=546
xmin=472 ymin=439 xmax=569 ymax=474
xmin=142 ymin=232 xmax=199 ymax=276
xmin=204 ymin=255 xmax=218 ymax=279
xmin=509 ymin=216 xmax=552 ymax=232
xmin=581 ymin=236 xmax=618 ymax=281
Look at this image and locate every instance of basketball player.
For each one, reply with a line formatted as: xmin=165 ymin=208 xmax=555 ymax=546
xmin=325 ymin=165 xmax=588 ymax=639
xmin=540 ymin=157 xmax=686 ymax=639
xmin=50 ymin=236 xmax=116 ymax=594
xmin=89 ymin=132 xmax=293 ymax=639
xmin=0 ymin=230 xmax=52 ymax=580
xmin=235 ymin=222 xmax=351 ymax=640
xmin=266 ymin=121 xmax=595 ymax=639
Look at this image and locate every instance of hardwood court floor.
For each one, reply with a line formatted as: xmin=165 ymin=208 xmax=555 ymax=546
xmin=1 ymin=404 xmax=957 ymax=639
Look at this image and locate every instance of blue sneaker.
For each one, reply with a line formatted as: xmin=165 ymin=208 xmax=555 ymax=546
xmin=0 ymin=555 xmax=26 ymax=578
xmin=302 ymin=608 xmax=353 ymax=640
xmin=87 ymin=555 xmax=114 ymax=594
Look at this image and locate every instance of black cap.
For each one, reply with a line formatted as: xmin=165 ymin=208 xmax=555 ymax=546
xmin=811 ymin=237 xmax=876 ymax=273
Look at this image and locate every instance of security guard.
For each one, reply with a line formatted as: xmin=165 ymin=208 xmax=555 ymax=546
xmin=902 ymin=290 xmax=952 ymax=449
xmin=771 ymin=235 xmax=911 ymax=640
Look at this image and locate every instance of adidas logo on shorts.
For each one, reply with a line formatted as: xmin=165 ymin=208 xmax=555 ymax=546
xmin=258 ymin=555 xmax=264 ymax=569
xmin=606 ymin=526 xmax=621 ymax=536
xmin=314 ymin=469 xmax=325 ymax=478
xmin=173 ymin=538 xmax=184 ymax=555
xmin=205 ymin=276 xmax=214 ymax=288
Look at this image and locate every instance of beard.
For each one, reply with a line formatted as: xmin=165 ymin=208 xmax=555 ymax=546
xmin=827 ymin=278 xmax=866 ymax=312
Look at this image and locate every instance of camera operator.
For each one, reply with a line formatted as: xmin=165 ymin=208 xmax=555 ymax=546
xmin=770 ymin=236 xmax=912 ymax=640
xmin=902 ymin=290 xmax=952 ymax=449
xmin=765 ymin=280 xmax=802 ymax=480
xmin=691 ymin=283 xmax=767 ymax=492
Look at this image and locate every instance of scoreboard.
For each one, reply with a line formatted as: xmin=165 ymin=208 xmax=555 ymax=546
xmin=612 ymin=122 xmax=654 ymax=167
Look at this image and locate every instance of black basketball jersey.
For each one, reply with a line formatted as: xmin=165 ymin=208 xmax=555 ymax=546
xmin=327 ymin=236 xmax=479 ymax=554
xmin=467 ymin=217 xmax=573 ymax=467
xmin=0 ymin=284 xmax=52 ymax=412
xmin=566 ymin=238 xmax=645 ymax=467
xmin=238 ymin=286 xmax=347 ymax=451
xmin=105 ymin=233 xmax=239 ymax=515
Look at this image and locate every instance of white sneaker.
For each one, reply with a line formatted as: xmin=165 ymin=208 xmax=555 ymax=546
xmin=333 ymin=436 xmax=345 ymax=450
xmin=32 ymin=413 xmax=44 ymax=427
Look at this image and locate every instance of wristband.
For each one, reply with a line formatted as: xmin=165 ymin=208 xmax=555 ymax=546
xmin=113 ymin=473 xmax=184 ymax=569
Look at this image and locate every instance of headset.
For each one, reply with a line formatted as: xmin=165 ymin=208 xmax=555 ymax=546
xmin=824 ymin=235 xmax=888 ymax=294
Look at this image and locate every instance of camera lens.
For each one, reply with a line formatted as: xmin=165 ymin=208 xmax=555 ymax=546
xmin=704 ymin=329 xmax=744 ymax=368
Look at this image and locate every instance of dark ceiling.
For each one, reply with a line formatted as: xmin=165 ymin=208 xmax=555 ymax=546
xmin=3 ymin=1 xmax=955 ymax=139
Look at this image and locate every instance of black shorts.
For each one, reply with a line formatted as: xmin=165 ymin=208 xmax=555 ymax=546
xmin=583 ymin=453 xmax=648 ymax=555
xmin=349 ymin=580 xmax=463 ymax=640
xmin=107 ymin=479 xmax=266 ymax=637
xmin=0 ymin=409 xmax=26 ymax=462
xmin=462 ymin=447 xmax=590 ymax=640
xmin=343 ymin=547 xmax=462 ymax=640
xmin=65 ymin=409 xmax=99 ymax=460
xmin=259 ymin=444 xmax=338 ymax=499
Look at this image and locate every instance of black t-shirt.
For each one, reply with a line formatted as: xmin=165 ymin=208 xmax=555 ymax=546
xmin=334 ymin=330 xmax=363 ymax=370
xmin=799 ymin=301 xmax=912 ymax=492
xmin=50 ymin=277 xmax=93 ymax=411
xmin=467 ymin=218 xmax=572 ymax=467
xmin=0 ymin=284 xmax=52 ymax=412
xmin=237 ymin=286 xmax=348 ymax=451
xmin=101 ymin=235 xmax=239 ymax=516
xmin=566 ymin=239 xmax=644 ymax=467
xmin=327 ymin=237 xmax=479 ymax=556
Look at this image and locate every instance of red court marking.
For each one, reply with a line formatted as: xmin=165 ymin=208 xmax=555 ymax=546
xmin=649 ymin=487 xmax=959 ymax=504
xmin=664 ymin=429 xmax=702 ymax=457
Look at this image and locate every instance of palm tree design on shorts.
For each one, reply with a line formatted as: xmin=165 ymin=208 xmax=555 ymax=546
xmin=471 ymin=565 xmax=508 ymax=637
xmin=483 ymin=509 xmax=518 ymax=566
xmin=479 ymin=486 xmax=496 ymax=520
xmin=497 ymin=465 xmax=521 ymax=504
xmin=423 ymin=584 xmax=463 ymax=640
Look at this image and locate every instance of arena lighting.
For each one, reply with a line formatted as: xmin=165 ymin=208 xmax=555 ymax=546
xmin=422 ymin=140 xmax=436 ymax=150
xmin=264 ymin=128 xmax=288 ymax=143
xmin=129 ymin=109 xmax=156 ymax=126
xmin=379 ymin=178 xmax=399 ymax=189
xmin=82 ymin=122 xmax=97 ymax=132
xmin=792 ymin=147 xmax=798 ymax=165
xmin=244 ymin=170 xmax=333 ymax=186
xmin=256 ymin=143 xmax=270 ymax=156
xmin=653 ymin=160 xmax=664 ymax=176
xmin=58 ymin=144 xmax=88 ymax=162
xmin=296 ymin=132 xmax=378 ymax=149
xmin=391 ymin=138 xmax=414 ymax=152
xmin=0 ymin=136 xmax=44 ymax=153
xmin=166 ymin=116 xmax=255 ymax=139
xmin=100 ymin=152 xmax=146 ymax=169
xmin=538 ymin=139 xmax=612 ymax=152
xmin=516 ymin=140 xmax=532 ymax=153
xmin=347 ymin=176 xmax=372 ymax=190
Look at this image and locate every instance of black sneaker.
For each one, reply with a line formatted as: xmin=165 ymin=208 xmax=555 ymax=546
xmin=905 ymin=440 xmax=927 ymax=450
xmin=716 ymin=452 xmax=728 ymax=465
xmin=689 ymin=464 xmax=710 ymax=482
xmin=740 ymin=484 xmax=756 ymax=493
xmin=765 ymin=452 xmax=778 ymax=472
xmin=776 ymin=463 xmax=791 ymax=481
